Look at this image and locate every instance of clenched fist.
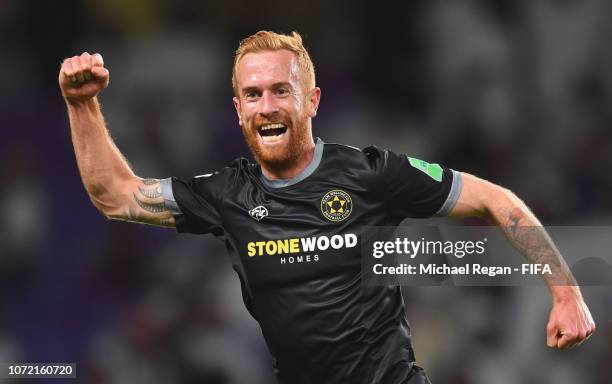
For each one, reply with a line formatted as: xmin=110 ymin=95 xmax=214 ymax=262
xmin=546 ymin=289 xmax=596 ymax=349
xmin=59 ymin=52 xmax=109 ymax=104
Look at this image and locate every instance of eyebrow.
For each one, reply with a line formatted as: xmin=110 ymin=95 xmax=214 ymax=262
xmin=241 ymin=82 xmax=294 ymax=95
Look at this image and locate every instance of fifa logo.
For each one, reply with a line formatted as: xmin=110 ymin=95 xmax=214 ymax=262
xmin=249 ymin=205 xmax=269 ymax=221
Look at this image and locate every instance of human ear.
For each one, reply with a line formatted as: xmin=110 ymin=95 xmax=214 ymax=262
xmin=233 ymin=96 xmax=243 ymax=126
xmin=308 ymin=87 xmax=321 ymax=118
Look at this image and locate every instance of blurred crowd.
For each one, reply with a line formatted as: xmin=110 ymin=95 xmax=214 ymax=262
xmin=1 ymin=0 xmax=611 ymax=383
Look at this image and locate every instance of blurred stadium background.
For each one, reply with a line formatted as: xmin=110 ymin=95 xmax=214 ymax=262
xmin=1 ymin=0 xmax=611 ymax=383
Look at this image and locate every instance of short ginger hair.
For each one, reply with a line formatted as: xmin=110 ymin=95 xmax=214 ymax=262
xmin=232 ymin=31 xmax=316 ymax=96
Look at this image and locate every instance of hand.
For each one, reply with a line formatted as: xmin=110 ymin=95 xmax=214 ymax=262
xmin=546 ymin=288 xmax=596 ymax=349
xmin=59 ymin=52 xmax=109 ymax=104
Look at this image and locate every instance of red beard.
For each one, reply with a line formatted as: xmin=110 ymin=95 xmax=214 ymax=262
xmin=241 ymin=115 xmax=312 ymax=174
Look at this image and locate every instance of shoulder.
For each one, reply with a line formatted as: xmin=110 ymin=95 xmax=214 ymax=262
xmin=186 ymin=157 xmax=255 ymax=193
xmin=197 ymin=157 xmax=253 ymax=178
xmin=322 ymin=141 xmax=389 ymax=172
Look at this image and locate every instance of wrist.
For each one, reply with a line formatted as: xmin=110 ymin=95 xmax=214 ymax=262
xmin=550 ymin=285 xmax=582 ymax=304
xmin=65 ymin=96 xmax=98 ymax=110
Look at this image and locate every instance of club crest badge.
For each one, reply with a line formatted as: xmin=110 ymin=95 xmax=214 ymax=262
xmin=249 ymin=205 xmax=269 ymax=221
xmin=321 ymin=190 xmax=352 ymax=222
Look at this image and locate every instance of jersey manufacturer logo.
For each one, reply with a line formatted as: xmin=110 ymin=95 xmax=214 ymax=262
xmin=321 ymin=190 xmax=352 ymax=222
xmin=249 ymin=205 xmax=269 ymax=221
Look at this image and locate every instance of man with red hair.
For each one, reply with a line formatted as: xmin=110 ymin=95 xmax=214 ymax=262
xmin=59 ymin=31 xmax=595 ymax=383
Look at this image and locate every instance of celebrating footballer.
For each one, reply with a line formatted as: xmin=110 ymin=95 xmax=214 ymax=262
xmin=59 ymin=31 xmax=595 ymax=383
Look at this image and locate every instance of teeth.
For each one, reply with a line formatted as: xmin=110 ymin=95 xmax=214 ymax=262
xmin=262 ymin=134 xmax=285 ymax=143
xmin=260 ymin=123 xmax=285 ymax=130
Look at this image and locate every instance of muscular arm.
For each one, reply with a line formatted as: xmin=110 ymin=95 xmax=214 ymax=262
xmin=448 ymin=173 xmax=573 ymax=287
xmin=61 ymin=52 xmax=175 ymax=227
xmin=449 ymin=172 xmax=595 ymax=348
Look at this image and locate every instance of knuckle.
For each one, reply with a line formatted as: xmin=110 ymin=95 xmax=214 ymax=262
xmin=93 ymin=53 xmax=104 ymax=66
xmin=82 ymin=53 xmax=92 ymax=67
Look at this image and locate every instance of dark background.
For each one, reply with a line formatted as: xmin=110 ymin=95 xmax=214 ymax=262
xmin=1 ymin=0 xmax=611 ymax=383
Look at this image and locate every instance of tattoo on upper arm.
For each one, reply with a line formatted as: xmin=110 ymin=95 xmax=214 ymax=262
xmin=138 ymin=185 xmax=162 ymax=199
xmin=121 ymin=178 xmax=175 ymax=227
xmin=134 ymin=193 xmax=165 ymax=213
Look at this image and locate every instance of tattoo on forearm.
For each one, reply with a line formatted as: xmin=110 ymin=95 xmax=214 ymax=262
xmin=498 ymin=207 xmax=573 ymax=285
xmin=508 ymin=207 xmax=522 ymax=236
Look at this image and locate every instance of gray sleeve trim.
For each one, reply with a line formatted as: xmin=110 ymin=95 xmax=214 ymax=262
xmin=160 ymin=177 xmax=182 ymax=216
xmin=434 ymin=170 xmax=463 ymax=217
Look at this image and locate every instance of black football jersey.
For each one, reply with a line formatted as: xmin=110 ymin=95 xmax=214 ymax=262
xmin=160 ymin=138 xmax=462 ymax=384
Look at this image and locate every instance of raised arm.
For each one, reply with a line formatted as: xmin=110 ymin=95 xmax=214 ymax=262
xmin=449 ymin=172 xmax=595 ymax=349
xmin=59 ymin=52 xmax=175 ymax=227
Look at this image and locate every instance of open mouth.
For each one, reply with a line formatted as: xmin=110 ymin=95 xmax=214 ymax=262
xmin=259 ymin=123 xmax=288 ymax=143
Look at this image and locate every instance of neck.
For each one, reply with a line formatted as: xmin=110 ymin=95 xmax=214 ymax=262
xmin=261 ymin=138 xmax=316 ymax=180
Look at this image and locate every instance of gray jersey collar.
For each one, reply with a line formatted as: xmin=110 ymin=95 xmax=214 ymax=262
xmin=260 ymin=138 xmax=324 ymax=188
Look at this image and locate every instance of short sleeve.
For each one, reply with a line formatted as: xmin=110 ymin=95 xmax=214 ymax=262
xmin=160 ymin=167 xmax=237 ymax=236
xmin=370 ymin=148 xmax=462 ymax=220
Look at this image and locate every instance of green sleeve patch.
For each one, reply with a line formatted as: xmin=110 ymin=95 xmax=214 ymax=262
xmin=407 ymin=156 xmax=443 ymax=182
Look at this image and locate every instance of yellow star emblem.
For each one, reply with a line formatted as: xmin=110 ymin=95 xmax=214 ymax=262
xmin=327 ymin=195 xmax=346 ymax=213
xmin=320 ymin=190 xmax=353 ymax=222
